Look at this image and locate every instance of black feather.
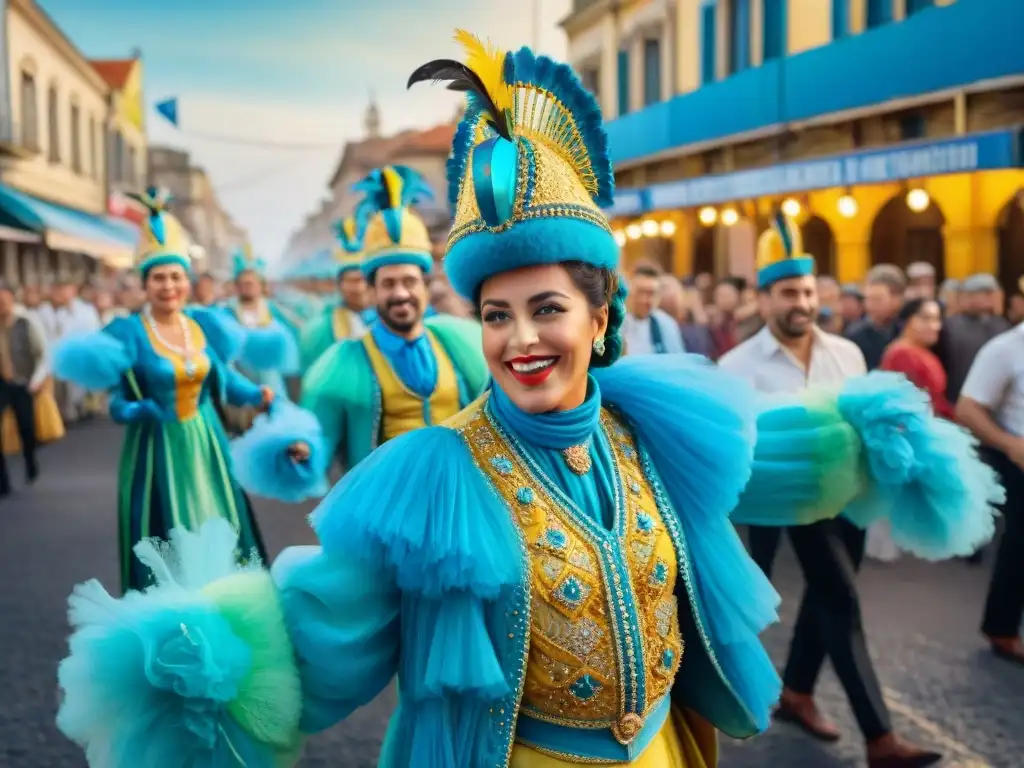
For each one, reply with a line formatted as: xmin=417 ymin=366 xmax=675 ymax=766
xmin=407 ymin=58 xmax=511 ymax=141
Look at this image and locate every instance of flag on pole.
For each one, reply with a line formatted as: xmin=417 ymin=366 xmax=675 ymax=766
xmin=155 ymin=98 xmax=178 ymax=127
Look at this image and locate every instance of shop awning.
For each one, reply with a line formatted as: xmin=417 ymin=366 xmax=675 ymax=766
xmin=607 ymin=128 xmax=1023 ymax=217
xmin=0 ymin=184 xmax=137 ymax=265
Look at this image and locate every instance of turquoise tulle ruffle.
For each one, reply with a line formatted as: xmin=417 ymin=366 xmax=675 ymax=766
xmin=57 ymin=520 xmax=302 ymax=768
xmin=230 ymin=400 xmax=329 ymax=502
xmin=594 ymin=354 xmax=781 ymax=731
xmin=53 ymin=326 xmax=135 ymax=391
xmin=838 ymin=372 xmax=1002 ymax=559
xmin=311 ymin=424 xmax=523 ymax=600
xmin=733 ymin=393 xmax=863 ymax=526
xmin=239 ymin=321 xmax=301 ymax=376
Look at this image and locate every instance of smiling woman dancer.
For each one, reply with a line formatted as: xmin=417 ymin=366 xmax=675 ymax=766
xmin=55 ymin=33 xmax=999 ymax=768
xmin=53 ymin=189 xmax=275 ymax=594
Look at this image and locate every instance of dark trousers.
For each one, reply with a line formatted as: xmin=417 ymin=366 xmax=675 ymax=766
xmin=748 ymin=519 xmax=892 ymax=741
xmin=981 ymin=451 xmax=1024 ymax=638
xmin=0 ymin=380 xmax=37 ymax=484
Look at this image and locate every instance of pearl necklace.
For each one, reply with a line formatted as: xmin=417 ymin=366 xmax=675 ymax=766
xmin=144 ymin=306 xmax=198 ymax=379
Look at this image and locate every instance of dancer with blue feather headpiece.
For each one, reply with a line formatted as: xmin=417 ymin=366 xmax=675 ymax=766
xmin=297 ymin=208 xmax=378 ymax=371
xmin=49 ymin=187 xmax=325 ymax=594
xmin=299 ymin=162 xmax=488 ymax=471
xmin=54 ymin=32 xmax=1001 ymax=768
xmin=221 ymin=244 xmax=303 ymax=432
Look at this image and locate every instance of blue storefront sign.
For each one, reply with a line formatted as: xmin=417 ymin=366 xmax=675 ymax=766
xmin=604 ymin=129 xmax=1021 ymax=217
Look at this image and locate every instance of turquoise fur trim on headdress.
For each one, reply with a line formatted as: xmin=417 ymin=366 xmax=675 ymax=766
xmin=756 ymin=211 xmax=815 ymax=289
xmin=408 ymin=33 xmax=617 ymax=301
xmin=232 ymin=248 xmax=268 ymax=279
xmin=354 ymin=165 xmax=436 ymax=277
xmin=129 ymin=186 xmax=191 ymax=277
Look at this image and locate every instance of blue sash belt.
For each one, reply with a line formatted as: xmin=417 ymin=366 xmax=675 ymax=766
xmin=514 ymin=696 xmax=671 ymax=763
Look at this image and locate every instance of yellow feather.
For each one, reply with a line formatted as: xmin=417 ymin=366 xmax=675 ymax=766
xmin=454 ymin=29 xmax=513 ymax=115
xmin=756 ymin=228 xmax=785 ymax=269
xmin=342 ymin=217 xmax=357 ymax=241
xmin=381 ymin=166 xmax=403 ymax=210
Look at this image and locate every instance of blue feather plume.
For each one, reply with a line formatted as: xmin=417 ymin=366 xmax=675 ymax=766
xmin=230 ymin=401 xmax=329 ymax=502
xmin=53 ymin=331 xmax=135 ymax=391
xmin=239 ymin=323 xmax=298 ymax=374
xmin=773 ymin=211 xmax=792 ymax=257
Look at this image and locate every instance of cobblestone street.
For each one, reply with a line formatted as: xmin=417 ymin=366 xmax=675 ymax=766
xmin=2 ymin=421 xmax=1021 ymax=768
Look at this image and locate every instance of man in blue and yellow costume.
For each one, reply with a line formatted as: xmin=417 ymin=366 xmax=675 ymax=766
xmin=54 ymin=31 xmax=1000 ymax=768
xmin=300 ymin=164 xmax=488 ymax=470
xmin=298 ymin=214 xmax=376 ymax=371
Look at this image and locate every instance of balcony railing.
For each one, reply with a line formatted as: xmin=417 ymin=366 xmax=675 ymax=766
xmin=0 ymin=122 xmax=42 ymax=159
xmin=604 ymin=0 xmax=1024 ymax=166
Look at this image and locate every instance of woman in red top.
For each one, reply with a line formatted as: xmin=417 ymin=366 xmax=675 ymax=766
xmin=880 ymin=298 xmax=956 ymax=420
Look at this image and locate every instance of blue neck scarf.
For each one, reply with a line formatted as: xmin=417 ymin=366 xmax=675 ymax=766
xmin=489 ymin=375 xmax=601 ymax=451
xmin=370 ymin=321 xmax=437 ymax=398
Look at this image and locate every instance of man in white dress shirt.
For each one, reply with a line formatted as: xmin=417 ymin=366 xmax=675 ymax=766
xmin=621 ymin=263 xmax=686 ymax=355
xmin=720 ymin=213 xmax=941 ymax=768
xmin=46 ymin=279 xmax=101 ymax=422
xmin=957 ymin=322 xmax=1024 ymax=666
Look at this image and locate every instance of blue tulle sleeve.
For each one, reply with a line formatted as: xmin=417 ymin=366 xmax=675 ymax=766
xmin=271 ymin=545 xmax=400 ymax=733
xmin=230 ymin=401 xmax=329 ymax=502
xmin=733 ymin=371 xmax=1002 ymax=560
xmin=594 ymin=354 xmax=781 ymax=732
xmin=732 ymin=393 xmax=864 ymax=526
xmin=53 ymin=318 xmax=136 ymax=392
xmin=240 ymin=322 xmax=301 ymax=376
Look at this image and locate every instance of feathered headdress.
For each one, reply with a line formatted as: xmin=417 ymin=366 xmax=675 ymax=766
xmin=128 ymin=186 xmax=191 ymax=276
xmin=354 ymin=165 xmax=435 ymax=277
xmin=756 ymin=211 xmax=815 ymax=288
xmin=407 ymin=29 xmax=617 ymax=302
xmin=331 ymin=211 xmax=367 ymax=274
xmin=232 ymin=243 xmax=267 ymax=280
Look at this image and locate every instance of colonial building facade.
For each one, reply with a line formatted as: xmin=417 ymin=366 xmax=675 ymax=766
xmin=564 ymin=0 xmax=1024 ymax=293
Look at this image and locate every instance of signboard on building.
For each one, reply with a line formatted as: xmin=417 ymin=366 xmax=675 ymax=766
xmin=616 ymin=129 xmax=1022 ymax=214
xmin=108 ymin=191 xmax=146 ymax=225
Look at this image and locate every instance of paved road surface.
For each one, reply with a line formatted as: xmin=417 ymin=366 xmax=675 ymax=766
xmin=2 ymin=421 xmax=1021 ymax=767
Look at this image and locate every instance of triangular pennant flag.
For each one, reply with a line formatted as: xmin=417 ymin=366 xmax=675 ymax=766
xmin=155 ymin=98 xmax=178 ymax=127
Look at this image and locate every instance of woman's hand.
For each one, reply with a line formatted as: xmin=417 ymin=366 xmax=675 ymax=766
xmin=287 ymin=442 xmax=311 ymax=463
xmin=259 ymin=386 xmax=275 ymax=412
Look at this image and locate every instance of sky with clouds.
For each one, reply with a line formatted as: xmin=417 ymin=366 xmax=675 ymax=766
xmin=38 ymin=0 xmax=572 ymax=263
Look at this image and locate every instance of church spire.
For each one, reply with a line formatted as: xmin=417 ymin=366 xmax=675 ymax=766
xmin=365 ymin=91 xmax=381 ymax=138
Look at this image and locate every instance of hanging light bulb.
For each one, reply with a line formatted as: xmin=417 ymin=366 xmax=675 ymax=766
xmin=625 ymin=223 xmax=642 ymax=240
xmin=906 ymin=188 xmax=930 ymax=213
xmin=613 ymin=230 xmax=626 ymax=247
xmin=837 ymin=194 xmax=858 ymax=218
xmin=659 ymin=220 xmax=677 ymax=237
xmin=781 ymin=198 xmax=801 ymax=217
xmin=720 ymin=208 xmax=739 ymax=226
xmin=640 ymin=219 xmax=659 ymax=237
xmin=698 ymin=207 xmax=717 ymax=226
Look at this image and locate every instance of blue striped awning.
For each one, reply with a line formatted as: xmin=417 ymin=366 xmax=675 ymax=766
xmin=0 ymin=184 xmax=137 ymax=266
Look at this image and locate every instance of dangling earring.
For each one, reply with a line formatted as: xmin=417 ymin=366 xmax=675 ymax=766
xmin=592 ymin=336 xmax=606 ymax=356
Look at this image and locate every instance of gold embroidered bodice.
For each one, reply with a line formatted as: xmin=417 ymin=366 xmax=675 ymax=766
xmin=456 ymin=397 xmax=684 ymax=743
